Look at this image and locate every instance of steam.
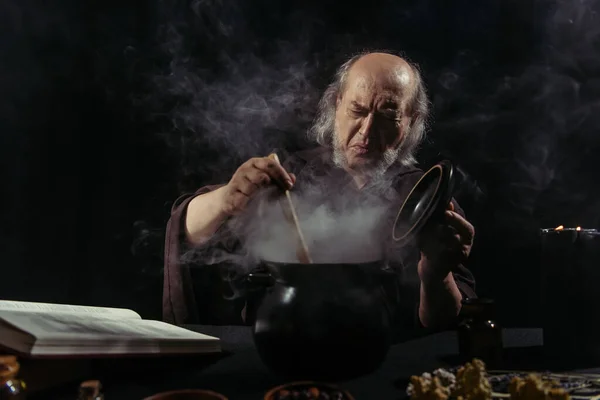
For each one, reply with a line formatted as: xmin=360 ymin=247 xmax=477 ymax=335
xmin=429 ymin=0 xmax=600 ymax=233
xmin=151 ymin=0 xmax=321 ymax=186
xmin=504 ymin=0 xmax=600 ymax=230
xmin=247 ymin=188 xmax=390 ymax=264
xmin=181 ymin=181 xmax=395 ymax=274
xmin=161 ymin=51 xmax=318 ymax=158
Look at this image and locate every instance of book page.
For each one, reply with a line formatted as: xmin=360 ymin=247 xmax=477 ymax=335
xmin=0 ymin=311 xmax=218 ymax=341
xmin=0 ymin=300 xmax=141 ymax=320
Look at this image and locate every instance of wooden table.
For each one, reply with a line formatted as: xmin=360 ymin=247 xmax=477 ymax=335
xmin=30 ymin=327 xmax=600 ymax=400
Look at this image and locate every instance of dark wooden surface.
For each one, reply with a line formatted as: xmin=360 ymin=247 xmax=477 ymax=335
xmin=28 ymin=326 xmax=569 ymax=400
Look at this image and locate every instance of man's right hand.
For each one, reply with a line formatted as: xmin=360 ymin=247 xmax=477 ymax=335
xmin=220 ymin=157 xmax=296 ymax=216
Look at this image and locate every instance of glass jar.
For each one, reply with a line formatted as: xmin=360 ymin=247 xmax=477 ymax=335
xmin=457 ymin=298 xmax=503 ymax=368
xmin=0 ymin=355 xmax=27 ymax=399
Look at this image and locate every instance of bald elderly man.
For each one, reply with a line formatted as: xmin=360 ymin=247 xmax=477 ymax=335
xmin=163 ymin=51 xmax=476 ymax=339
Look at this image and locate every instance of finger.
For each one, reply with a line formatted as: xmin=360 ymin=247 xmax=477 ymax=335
xmin=448 ymin=201 xmax=455 ymax=212
xmin=424 ymin=231 xmax=461 ymax=252
xmin=445 ymin=211 xmax=474 ymax=241
xmin=440 ymin=233 xmax=463 ymax=249
xmin=289 ymin=173 xmax=297 ymax=185
xmin=254 ymin=157 xmax=293 ymax=189
xmin=235 ymin=177 xmax=257 ymax=197
xmin=440 ymin=224 xmax=458 ymax=238
xmin=426 ymin=223 xmax=456 ymax=239
xmin=245 ymin=170 xmax=271 ymax=187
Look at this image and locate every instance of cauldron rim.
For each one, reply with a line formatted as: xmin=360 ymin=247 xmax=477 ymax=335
xmin=253 ymin=259 xmax=390 ymax=287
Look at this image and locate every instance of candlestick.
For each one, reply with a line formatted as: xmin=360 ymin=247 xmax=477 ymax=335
xmin=540 ymin=226 xmax=600 ymax=361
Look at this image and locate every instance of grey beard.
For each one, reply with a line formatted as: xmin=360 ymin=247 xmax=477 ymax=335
xmin=331 ymin=134 xmax=399 ymax=182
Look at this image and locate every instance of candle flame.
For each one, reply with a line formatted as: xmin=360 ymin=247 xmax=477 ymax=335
xmin=576 ymin=226 xmax=582 ymax=231
xmin=555 ymin=225 xmax=564 ymax=230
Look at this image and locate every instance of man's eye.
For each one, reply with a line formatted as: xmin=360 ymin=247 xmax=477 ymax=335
xmin=350 ymin=109 xmax=365 ymax=116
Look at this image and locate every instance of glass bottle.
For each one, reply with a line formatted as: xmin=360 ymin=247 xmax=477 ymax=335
xmin=78 ymin=380 xmax=104 ymax=400
xmin=0 ymin=355 xmax=27 ymax=399
xmin=457 ymin=298 xmax=503 ymax=368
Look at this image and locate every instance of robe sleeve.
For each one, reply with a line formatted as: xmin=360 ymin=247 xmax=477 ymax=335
xmin=162 ymin=184 xmax=225 ymax=324
xmin=162 ymin=153 xmax=307 ymax=325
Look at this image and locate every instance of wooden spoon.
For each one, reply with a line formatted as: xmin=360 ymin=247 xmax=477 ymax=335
xmin=269 ymin=153 xmax=313 ymax=264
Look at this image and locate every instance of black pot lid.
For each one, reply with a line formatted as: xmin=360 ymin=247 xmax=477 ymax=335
xmin=392 ymin=160 xmax=455 ymax=244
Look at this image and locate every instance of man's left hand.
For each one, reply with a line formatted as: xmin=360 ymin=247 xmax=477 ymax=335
xmin=418 ymin=202 xmax=475 ymax=282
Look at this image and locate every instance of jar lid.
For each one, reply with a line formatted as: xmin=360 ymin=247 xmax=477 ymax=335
xmin=79 ymin=380 xmax=102 ymax=398
xmin=392 ymin=160 xmax=455 ymax=245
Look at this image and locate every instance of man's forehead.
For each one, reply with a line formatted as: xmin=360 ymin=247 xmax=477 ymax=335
xmin=344 ymin=75 xmax=406 ymax=107
xmin=344 ymin=59 xmax=413 ymax=100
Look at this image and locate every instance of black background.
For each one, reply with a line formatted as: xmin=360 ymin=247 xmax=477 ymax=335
xmin=1 ymin=0 xmax=599 ymax=326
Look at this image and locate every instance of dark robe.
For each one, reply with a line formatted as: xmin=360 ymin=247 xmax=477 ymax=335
xmin=163 ymin=147 xmax=477 ymax=340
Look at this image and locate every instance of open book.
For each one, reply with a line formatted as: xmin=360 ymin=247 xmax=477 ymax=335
xmin=0 ymin=300 xmax=221 ymax=357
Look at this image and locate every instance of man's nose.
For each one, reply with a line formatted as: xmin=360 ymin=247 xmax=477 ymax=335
xmin=359 ymin=113 xmax=375 ymax=138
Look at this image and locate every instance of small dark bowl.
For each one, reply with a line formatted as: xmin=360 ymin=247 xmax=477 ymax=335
xmin=392 ymin=160 xmax=455 ymax=245
xmin=264 ymin=381 xmax=355 ymax=400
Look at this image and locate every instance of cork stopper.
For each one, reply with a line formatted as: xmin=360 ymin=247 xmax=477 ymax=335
xmin=0 ymin=356 xmax=17 ymax=364
xmin=79 ymin=380 xmax=103 ymax=400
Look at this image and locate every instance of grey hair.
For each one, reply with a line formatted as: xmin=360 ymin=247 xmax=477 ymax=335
xmin=307 ymin=50 xmax=430 ymax=167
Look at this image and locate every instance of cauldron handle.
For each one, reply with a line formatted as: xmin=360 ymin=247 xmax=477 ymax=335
xmin=245 ymin=272 xmax=275 ymax=291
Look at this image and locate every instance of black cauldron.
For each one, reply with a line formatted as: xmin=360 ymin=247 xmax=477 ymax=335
xmin=247 ymin=260 xmax=393 ymax=381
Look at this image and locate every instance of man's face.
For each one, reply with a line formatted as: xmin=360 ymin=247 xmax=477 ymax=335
xmin=332 ymin=60 xmax=413 ymax=175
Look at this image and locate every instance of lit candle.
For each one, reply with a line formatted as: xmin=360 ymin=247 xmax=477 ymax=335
xmin=540 ymin=226 xmax=600 ymax=360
